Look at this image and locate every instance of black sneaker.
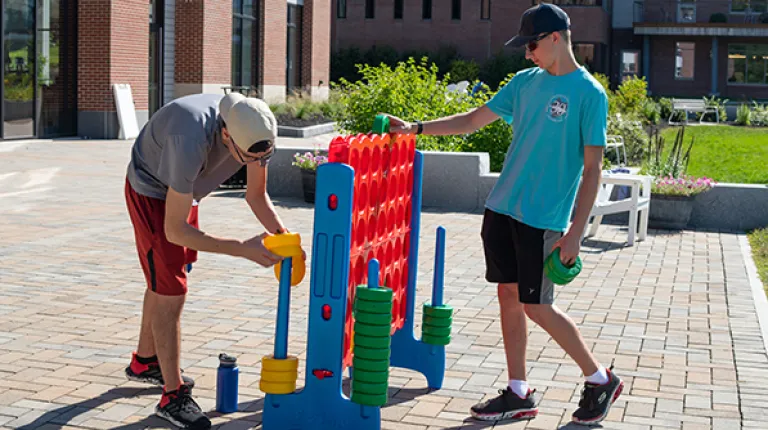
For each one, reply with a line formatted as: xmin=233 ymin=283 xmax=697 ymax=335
xmin=572 ymin=367 xmax=624 ymax=425
xmin=470 ymin=387 xmax=539 ymax=422
xmin=125 ymin=353 xmax=195 ymax=388
xmin=155 ymin=384 xmax=211 ymax=430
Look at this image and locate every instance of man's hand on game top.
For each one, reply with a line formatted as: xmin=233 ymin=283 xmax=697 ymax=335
xmin=552 ymin=232 xmax=581 ymax=266
xmin=380 ymin=113 xmax=412 ymax=134
xmin=241 ymin=232 xmax=283 ymax=267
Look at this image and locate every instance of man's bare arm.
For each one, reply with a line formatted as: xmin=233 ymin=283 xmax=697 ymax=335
xmin=163 ymin=188 xmax=245 ymax=257
xmin=568 ymin=146 xmax=604 ymax=236
xmin=387 ymin=105 xmax=501 ymax=136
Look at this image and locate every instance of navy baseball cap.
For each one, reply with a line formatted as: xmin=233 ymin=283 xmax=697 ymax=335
xmin=505 ymin=3 xmax=571 ymax=47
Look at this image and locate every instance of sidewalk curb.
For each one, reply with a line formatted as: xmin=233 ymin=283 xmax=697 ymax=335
xmin=739 ymin=234 xmax=768 ymax=357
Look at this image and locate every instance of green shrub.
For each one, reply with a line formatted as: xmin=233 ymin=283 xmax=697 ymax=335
xmin=700 ymin=96 xmax=728 ymax=122
xmin=607 ymin=113 xmax=648 ymax=165
xmin=613 ymin=76 xmax=648 ymax=117
xmin=751 ymin=102 xmax=768 ymax=126
xmin=642 ymin=100 xmax=661 ymax=125
xmin=736 ymin=103 xmax=752 ymax=126
xmin=330 ymin=58 xmax=514 ymax=171
xmin=447 ymin=59 xmax=480 ymax=83
xmin=709 ymin=12 xmax=727 ymax=23
xmin=644 ymin=126 xmax=691 ymax=179
xmin=592 ymin=73 xmax=619 ymax=116
xmin=657 ymin=97 xmax=685 ymax=123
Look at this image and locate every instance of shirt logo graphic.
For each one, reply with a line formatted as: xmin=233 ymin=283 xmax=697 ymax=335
xmin=547 ymin=95 xmax=569 ymax=122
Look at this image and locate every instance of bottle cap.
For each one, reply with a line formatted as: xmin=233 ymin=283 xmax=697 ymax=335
xmin=219 ymin=353 xmax=237 ymax=367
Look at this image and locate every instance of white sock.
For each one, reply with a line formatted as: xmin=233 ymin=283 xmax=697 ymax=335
xmin=586 ymin=366 xmax=609 ymax=385
xmin=508 ymin=379 xmax=529 ymax=398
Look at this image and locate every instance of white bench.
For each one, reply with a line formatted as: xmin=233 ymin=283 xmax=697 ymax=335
xmin=669 ymin=98 xmax=719 ymax=125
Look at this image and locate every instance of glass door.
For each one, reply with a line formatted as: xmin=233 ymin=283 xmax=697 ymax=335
xmin=3 ymin=0 xmax=36 ymax=138
xmin=36 ymin=0 xmax=77 ymax=137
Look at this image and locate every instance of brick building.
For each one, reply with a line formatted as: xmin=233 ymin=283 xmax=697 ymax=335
xmin=1 ymin=0 xmax=331 ymax=141
xmin=332 ymin=0 xmax=768 ymax=99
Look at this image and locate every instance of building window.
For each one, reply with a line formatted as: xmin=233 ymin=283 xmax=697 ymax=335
xmin=337 ymin=0 xmax=346 ymax=18
xmin=675 ymin=42 xmax=695 ymax=80
xmin=731 ymin=0 xmax=767 ymax=13
xmin=481 ymin=0 xmax=491 ymax=20
xmin=394 ymin=0 xmax=403 ymax=19
xmin=422 ymin=0 xmax=432 ymax=19
xmin=573 ymin=43 xmax=596 ymax=71
xmin=366 ymin=0 xmax=375 ymax=18
xmin=452 ymin=0 xmax=461 ymax=19
xmin=232 ymin=0 xmax=258 ymax=89
xmin=287 ymin=4 xmax=303 ymax=93
xmin=621 ymin=50 xmax=640 ymax=82
xmin=728 ymin=44 xmax=768 ymax=85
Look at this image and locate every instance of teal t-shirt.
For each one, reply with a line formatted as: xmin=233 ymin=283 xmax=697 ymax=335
xmin=485 ymin=66 xmax=608 ymax=232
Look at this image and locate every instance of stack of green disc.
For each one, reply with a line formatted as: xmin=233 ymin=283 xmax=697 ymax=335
xmin=421 ymin=302 xmax=453 ymax=346
xmin=544 ymin=248 xmax=582 ymax=285
xmin=351 ymin=285 xmax=392 ymax=406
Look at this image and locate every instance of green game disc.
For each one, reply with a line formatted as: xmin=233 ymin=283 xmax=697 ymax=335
xmin=421 ymin=333 xmax=451 ymax=346
xmin=351 ymin=368 xmax=389 ymax=384
xmin=351 ymin=391 xmax=388 ymax=406
xmin=423 ymin=303 xmax=453 ymax=319
xmin=354 ymin=298 xmax=392 ymax=314
xmin=352 ymin=357 xmax=390 ymax=372
xmin=355 ymin=286 xmax=393 ymax=302
xmin=354 ymin=311 xmax=392 ymax=326
xmin=422 ymin=324 xmax=451 ymax=337
xmin=353 ymin=345 xmax=390 ymax=361
xmin=354 ymin=333 xmax=391 ymax=349
xmin=423 ymin=315 xmax=452 ymax=327
xmin=353 ymin=322 xmax=391 ymax=337
xmin=352 ymin=380 xmax=389 ymax=395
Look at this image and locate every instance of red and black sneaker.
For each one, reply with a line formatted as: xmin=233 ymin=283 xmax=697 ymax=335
xmin=470 ymin=387 xmax=539 ymax=422
xmin=155 ymin=384 xmax=211 ymax=430
xmin=571 ymin=366 xmax=624 ymax=425
xmin=125 ymin=352 xmax=195 ymax=388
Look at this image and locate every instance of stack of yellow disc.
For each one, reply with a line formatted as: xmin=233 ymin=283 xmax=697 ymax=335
xmin=259 ymin=355 xmax=299 ymax=394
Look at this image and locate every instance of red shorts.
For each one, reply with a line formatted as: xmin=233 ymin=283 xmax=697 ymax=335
xmin=125 ymin=177 xmax=198 ymax=296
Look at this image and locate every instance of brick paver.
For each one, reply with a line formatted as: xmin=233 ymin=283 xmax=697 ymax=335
xmin=1 ymin=139 xmax=767 ymax=429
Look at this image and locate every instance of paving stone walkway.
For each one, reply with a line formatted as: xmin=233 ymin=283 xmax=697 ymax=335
xmin=0 ymin=138 xmax=766 ymax=430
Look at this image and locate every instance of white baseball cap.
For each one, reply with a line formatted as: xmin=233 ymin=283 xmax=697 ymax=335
xmin=219 ymin=93 xmax=278 ymax=153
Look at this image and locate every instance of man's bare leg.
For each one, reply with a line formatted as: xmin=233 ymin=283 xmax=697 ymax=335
xmin=523 ymin=303 xmax=598 ymax=376
xmin=498 ymin=283 xmax=528 ymax=382
xmin=136 ymin=289 xmax=157 ymax=358
xmin=151 ymin=291 xmax=185 ymax=391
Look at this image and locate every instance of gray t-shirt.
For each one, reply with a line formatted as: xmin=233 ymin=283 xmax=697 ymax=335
xmin=126 ymin=93 xmax=242 ymax=202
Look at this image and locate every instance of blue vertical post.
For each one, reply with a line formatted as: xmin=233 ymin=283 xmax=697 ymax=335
xmin=403 ymin=151 xmax=424 ymax=330
xmin=368 ymin=259 xmax=380 ymax=289
xmin=711 ymin=36 xmax=719 ymax=96
xmin=431 ymin=227 xmax=445 ymax=307
xmin=274 ymin=258 xmax=293 ymax=359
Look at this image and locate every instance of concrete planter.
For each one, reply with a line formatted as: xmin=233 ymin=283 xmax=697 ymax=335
xmin=649 ymin=193 xmax=695 ymax=230
xmin=277 ymin=122 xmax=336 ymax=138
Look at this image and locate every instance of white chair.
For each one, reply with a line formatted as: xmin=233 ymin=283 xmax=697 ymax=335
xmin=606 ymin=135 xmax=628 ymax=167
xmin=580 ymin=173 xmax=652 ymax=246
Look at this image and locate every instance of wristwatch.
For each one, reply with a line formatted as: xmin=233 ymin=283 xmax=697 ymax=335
xmin=415 ymin=120 xmax=424 ymax=135
xmin=275 ymin=227 xmax=288 ymax=234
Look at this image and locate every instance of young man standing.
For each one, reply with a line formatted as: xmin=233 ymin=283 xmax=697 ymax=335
xmin=382 ymin=4 xmax=623 ymax=425
xmin=124 ymin=92 xmax=299 ymax=429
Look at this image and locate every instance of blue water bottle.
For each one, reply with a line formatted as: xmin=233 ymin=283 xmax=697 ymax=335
xmin=216 ymin=353 xmax=239 ymax=413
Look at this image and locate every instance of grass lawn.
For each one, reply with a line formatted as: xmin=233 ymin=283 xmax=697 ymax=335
xmin=660 ymin=125 xmax=768 ymax=184
xmin=748 ymin=228 xmax=768 ymax=297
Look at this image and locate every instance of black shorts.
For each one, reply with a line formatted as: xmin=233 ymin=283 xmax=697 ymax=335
xmin=480 ymin=209 xmax=563 ymax=305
